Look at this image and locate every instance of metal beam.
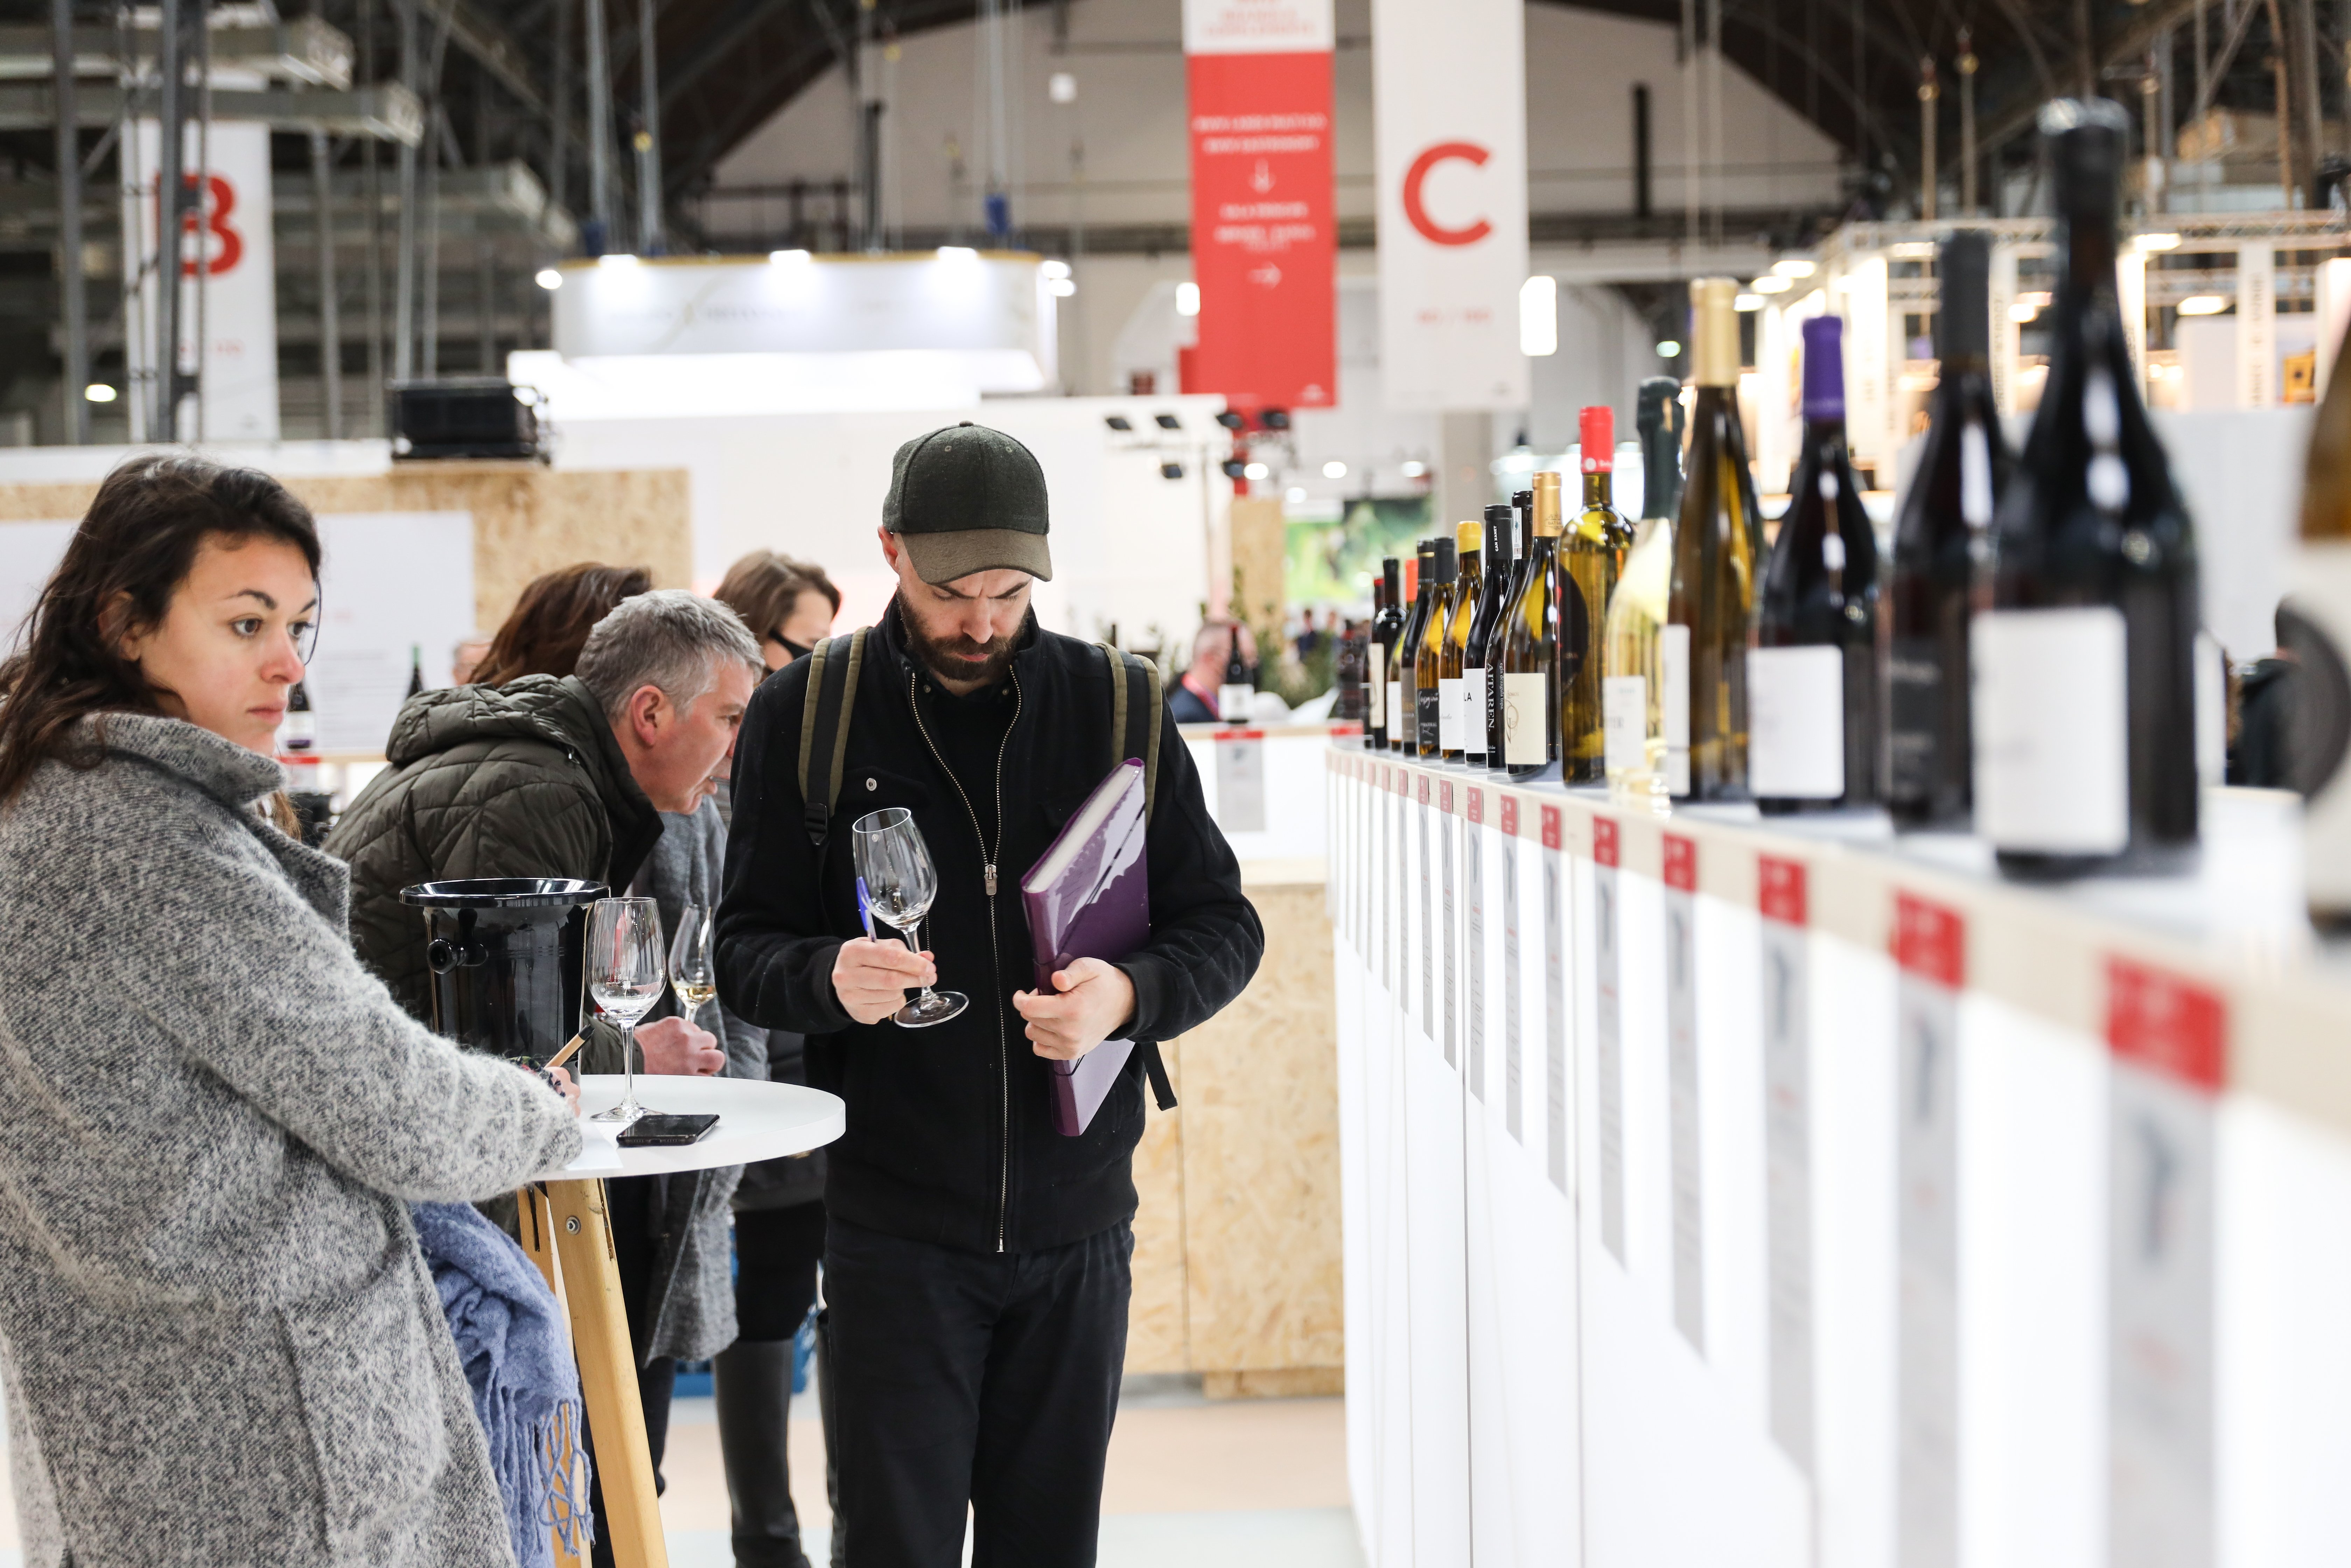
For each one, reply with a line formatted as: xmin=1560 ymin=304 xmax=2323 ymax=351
xmin=657 ymin=0 xmax=793 ymax=114
xmin=54 ymin=0 xmax=85 ymax=443
xmin=0 ymin=82 xmax=425 ymax=142
xmin=415 ymin=0 xmax=550 ymax=118
xmin=0 ymin=16 xmax=353 ymax=86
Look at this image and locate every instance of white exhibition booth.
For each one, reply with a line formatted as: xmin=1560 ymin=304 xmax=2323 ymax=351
xmin=1331 ymin=749 xmax=2351 ymax=1568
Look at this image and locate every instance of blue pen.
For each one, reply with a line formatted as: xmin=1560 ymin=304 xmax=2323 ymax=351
xmin=855 ymin=876 xmax=876 ymax=940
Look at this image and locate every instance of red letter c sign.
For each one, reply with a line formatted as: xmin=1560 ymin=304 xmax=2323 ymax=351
xmin=1402 ymin=141 xmax=1492 ymax=246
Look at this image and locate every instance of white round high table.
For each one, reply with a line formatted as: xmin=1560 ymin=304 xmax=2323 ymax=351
xmin=517 ymin=1076 xmax=845 ymax=1568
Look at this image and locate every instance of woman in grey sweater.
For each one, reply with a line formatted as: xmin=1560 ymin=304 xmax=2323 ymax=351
xmin=0 ymin=457 xmax=582 ymax=1567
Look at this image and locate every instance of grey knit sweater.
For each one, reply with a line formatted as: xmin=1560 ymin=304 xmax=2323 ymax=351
xmin=0 ymin=714 xmax=582 ymax=1568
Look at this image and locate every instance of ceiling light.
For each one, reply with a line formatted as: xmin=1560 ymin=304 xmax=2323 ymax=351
xmin=936 ymin=245 xmax=979 ymax=260
xmin=1323 ymin=460 xmax=1348 ymax=479
xmin=1519 ymin=274 xmax=1558 ymax=357
xmin=1890 ymin=241 xmax=1936 ymax=259
xmin=1041 ymin=258 xmax=1072 ymax=280
xmin=1772 ymin=258 xmax=1817 ymax=278
xmin=83 ymin=383 xmax=116 ymax=403
xmin=2137 ymin=232 xmax=2182 ymax=251
xmin=1752 ymin=275 xmax=1793 ymax=294
xmin=1656 ymin=339 xmax=1683 ymax=357
xmin=1735 ymin=293 xmax=1765 ymax=311
xmin=2177 ymin=295 xmax=2229 ymax=315
xmin=2009 ymin=301 xmax=2040 ymax=322
xmin=1286 ymin=486 xmax=1307 ymax=503
xmin=1400 ymin=460 xmax=1427 ymax=478
xmin=769 ymin=248 xmax=812 ymax=264
xmin=1048 ymin=278 xmax=1077 ymax=297
xmin=534 ymin=267 xmax=564 ymax=290
xmin=1244 ymin=461 xmax=1270 ymax=480
xmin=1049 ymin=71 xmax=1077 ymax=104
xmin=1176 ymin=281 xmax=1201 ymax=317
xmin=598 ymin=252 xmax=639 ymax=267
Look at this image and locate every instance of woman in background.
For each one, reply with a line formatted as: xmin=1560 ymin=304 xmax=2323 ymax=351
xmin=470 ymin=561 xmax=653 ymax=685
xmin=0 ymin=456 xmax=580 ymax=1567
xmin=711 ymin=550 xmax=840 ymax=1568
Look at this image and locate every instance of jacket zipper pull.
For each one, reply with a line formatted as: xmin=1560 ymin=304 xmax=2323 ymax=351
xmin=985 ymin=864 xmax=998 ymax=897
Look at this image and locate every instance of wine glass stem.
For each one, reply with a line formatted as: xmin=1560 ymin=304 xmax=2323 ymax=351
xmin=911 ymin=915 xmax=936 ymax=1003
xmin=620 ymin=1018 xmax=638 ymax=1109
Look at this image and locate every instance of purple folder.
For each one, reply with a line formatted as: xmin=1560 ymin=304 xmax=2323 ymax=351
xmin=1020 ymin=758 xmax=1150 ymax=1136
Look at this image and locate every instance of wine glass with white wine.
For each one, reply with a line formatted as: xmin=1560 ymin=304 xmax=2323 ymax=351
xmin=586 ymin=896 xmax=665 ymax=1124
xmin=670 ymin=903 xmax=719 ymax=1028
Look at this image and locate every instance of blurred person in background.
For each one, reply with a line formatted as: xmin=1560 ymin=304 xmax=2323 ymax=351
xmin=718 ymin=550 xmax=842 ymax=673
xmin=711 ymin=552 xmax=840 ymax=1568
xmin=0 ymin=456 xmax=581 ymax=1567
xmin=469 ymin=562 xmax=653 ymax=686
xmin=449 ymin=632 xmax=492 ymax=686
xmin=327 ymin=589 xmax=763 ymax=1560
xmin=1167 ymin=619 xmax=1254 ymax=724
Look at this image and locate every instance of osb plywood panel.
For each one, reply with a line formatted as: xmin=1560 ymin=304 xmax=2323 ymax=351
xmin=0 ymin=466 xmax=692 ymax=639
xmin=1124 ymin=1041 xmax=1190 ymax=1374
xmin=1180 ymin=880 xmax=1345 ymax=1373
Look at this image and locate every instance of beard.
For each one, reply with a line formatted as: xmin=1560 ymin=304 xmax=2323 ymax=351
xmin=896 ymin=593 xmax=1026 ymax=688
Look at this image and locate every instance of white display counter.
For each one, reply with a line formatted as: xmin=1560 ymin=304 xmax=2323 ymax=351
xmin=1328 ymin=746 xmax=2351 ymax=1568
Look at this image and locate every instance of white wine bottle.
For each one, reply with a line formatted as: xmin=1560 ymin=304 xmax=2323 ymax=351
xmin=1604 ymin=377 xmax=1686 ymax=811
xmin=1666 ymin=279 xmax=1761 ymax=802
xmin=1442 ymin=520 xmax=1481 ymax=761
xmin=1501 ymin=472 xmax=1566 ymax=782
xmin=1563 ymin=404 xmax=1636 ymax=782
xmin=1465 ymin=504 xmax=1514 ymax=768
xmin=1416 ymin=536 xmax=1457 ymax=757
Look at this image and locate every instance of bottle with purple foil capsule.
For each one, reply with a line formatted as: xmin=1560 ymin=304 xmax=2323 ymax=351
xmin=1752 ymin=313 xmax=1881 ymax=813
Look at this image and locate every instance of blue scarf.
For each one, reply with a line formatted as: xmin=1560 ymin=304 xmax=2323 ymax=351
xmin=412 ymin=1202 xmax=594 ymax=1568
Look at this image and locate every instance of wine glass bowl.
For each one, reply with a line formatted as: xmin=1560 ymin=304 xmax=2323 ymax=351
xmin=586 ymin=896 xmax=665 ymax=1124
xmin=669 ymin=903 xmax=719 ymax=1026
xmin=850 ymin=807 xmax=969 ymax=1028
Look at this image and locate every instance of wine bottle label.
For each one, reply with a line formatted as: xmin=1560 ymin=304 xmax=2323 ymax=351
xmin=1439 ymin=676 xmax=1464 ymax=750
xmin=1661 ymin=625 xmax=1692 ymax=796
xmin=1503 ymin=672 xmax=1549 ymax=764
xmin=1748 ymin=645 xmax=1846 ymax=799
xmin=1219 ymin=683 xmax=1252 ymax=722
xmin=1885 ymin=635 xmax=1942 ymax=804
xmin=1973 ymin=607 xmax=2128 ymax=853
xmin=1463 ymin=668 xmax=1488 ymax=755
xmin=1602 ymin=675 xmax=1647 ymax=772
xmin=281 ymin=711 xmax=316 ymax=750
xmin=1368 ymin=661 xmax=1387 ymax=730
xmin=2285 ymin=541 xmax=2351 ymax=911
xmin=1416 ymin=682 xmax=1441 ymax=750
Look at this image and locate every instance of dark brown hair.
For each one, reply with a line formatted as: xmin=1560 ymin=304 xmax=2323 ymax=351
xmin=713 ymin=551 xmax=841 ymax=650
xmin=0 ymin=455 xmax=322 ymax=805
xmin=471 ymin=562 xmax=652 ymax=685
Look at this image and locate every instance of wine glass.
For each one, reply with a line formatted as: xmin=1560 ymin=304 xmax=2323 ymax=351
xmin=586 ymin=896 xmax=666 ymax=1124
xmin=850 ymin=807 xmax=968 ymax=1028
xmin=670 ymin=904 xmax=718 ymax=1029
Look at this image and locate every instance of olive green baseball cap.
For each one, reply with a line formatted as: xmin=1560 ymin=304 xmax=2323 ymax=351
xmin=883 ymin=421 xmax=1054 ymax=585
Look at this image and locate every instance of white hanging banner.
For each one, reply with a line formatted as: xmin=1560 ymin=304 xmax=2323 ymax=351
xmin=1370 ymin=0 xmax=1530 ymax=410
xmin=122 ymin=109 xmax=280 ymax=443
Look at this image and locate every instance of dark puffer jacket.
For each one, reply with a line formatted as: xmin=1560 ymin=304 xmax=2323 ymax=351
xmin=325 ymin=674 xmax=664 ymax=1017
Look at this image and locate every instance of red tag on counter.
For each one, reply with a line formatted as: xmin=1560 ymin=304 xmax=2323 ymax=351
xmin=1468 ymin=787 xmax=1484 ymax=825
xmin=1417 ymin=774 xmax=1430 ymax=805
xmin=1499 ymin=794 xmax=1518 ymax=837
xmin=1541 ymin=805 xmax=1562 ymax=851
xmin=1892 ymin=894 xmax=1965 ymax=989
xmin=1593 ymin=817 xmax=1619 ymax=868
xmin=1440 ymin=780 xmax=1454 ymax=814
xmin=1758 ymin=856 xmax=1806 ymax=926
xmin=1663 ymin=833 xmax=1697 ymax=892
xmin=2106 ymin=958 xmax=2227 ymax=1093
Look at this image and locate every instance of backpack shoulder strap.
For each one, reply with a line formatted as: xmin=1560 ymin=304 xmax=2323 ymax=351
xmin=1095 ymin=640 xmax=1163 ymax=825
xmin=798 ymin=628 xmax=868 ymax=848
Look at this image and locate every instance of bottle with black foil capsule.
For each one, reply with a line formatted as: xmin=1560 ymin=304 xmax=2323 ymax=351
xmin=1492 ymin=491 xmax=1536 ymax=773
xmin=1563 ymin=405 xmax=1636 ymax=782
xmin=1603 ymin=377 xmax=1687 ymax=809
xmin=282 ymin=679 xmax=316 ymax=753
xmin=1218 ymin=625 xmax=1254 ymax=722
xmin=1416 ymin=536 xmax=1457 ymax=756
xmin=1368 ymin=561 xmax=1402 ymax=749
xmin=1467 ymin=503 xmax=1514 ymax=768
xmin=1393 ymin=543 xmax=1433 ymax=752
xmin=1666 ymin=278 xmax=1762 ymax=801
xmin=1501 ymin=472 xmax=1566 ymax=782
xmin=1888 ymin=230 xmax=2012 ymax=830
xmin=406 ymin=643 xmax=426 ymax=698
xmin=1442 ymin=520 xmax=1481 ymax=760
xmin=1978 ymin=99 xmax=2200 ymax=878
xmin=1752 ymin=314 xmax=1881 ymax=813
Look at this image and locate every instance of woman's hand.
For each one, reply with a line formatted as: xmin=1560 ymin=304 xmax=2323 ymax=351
xmin=832 ymin=937 xmax=937 ymax=1025
xmin=541 ymin=1065 xmax=582 ymax=1118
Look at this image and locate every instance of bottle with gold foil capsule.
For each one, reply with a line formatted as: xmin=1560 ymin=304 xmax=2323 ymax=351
xmin=1442 ymin=520 xmax=1482 ymax=760
xmin=1501 ymin=472 xmax=1566 ymax=782
xmin=1603 ymin=377 xmax=1685 ymax=810
xmin=1562 ymin=405 xmax=1636 ymax=782
xmin=1415 ymin=536 xmax=1457 ymax=757
xmin=1665 ymin=278 xmax=1762 ymax=801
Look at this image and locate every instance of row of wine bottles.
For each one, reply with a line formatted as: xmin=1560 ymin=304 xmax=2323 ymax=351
xmin=1364 ymin=98 xmax=2209 ymax=882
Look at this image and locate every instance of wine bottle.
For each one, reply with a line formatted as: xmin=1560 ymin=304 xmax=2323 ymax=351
xmin=1368 ymin=561 xmax=1401 ymax=749
xmin=1416 ymin=536 xmax=1457 ymax=757
xmin=1751 ymin=314 xmax=1881 ymax=813
xmin=1393 ymin=542 xmax=1433 ymax=752
xmin=1219 ymin=625 xmax=1253 ymax=722
xmin=1888 ymin=230 xmax=2013 ymax=830
xmin=1336 ymin=614 xmax=1368 ymax=723
xmin=1562 ymin=405 xmax=1636 ymax=783
xmin=2286 ymin=304 xmax=2351 ymax=920
xmin=1467 ymin=503 xmax=1514 ymax=768
xmin=1603 ymin=378 xmax=1687 ymax=810
xmin=1443 ymin=520 xmax=1481 ymax=761
xmin=282 ymin=678 xmax=316 ymax=753
xmin=1665 ymin=278 xmax=1762 ymax=802
xmin=1492 ymin=490 xmax=1536 ymax=773
xmin=1978 ymin=99 xmax=2200 ymax=878
xmin=406 ymin=643 xmax=426 ymax=698
xmin=1501 ymin=471 xmax=1566 ymax=781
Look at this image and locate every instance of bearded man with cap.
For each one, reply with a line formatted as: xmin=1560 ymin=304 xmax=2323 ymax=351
xmin=716 ymin=423 xmax=1262 ymax=1567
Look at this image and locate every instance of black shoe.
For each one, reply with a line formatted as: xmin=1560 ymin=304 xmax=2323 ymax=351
xmin=714 ymin=1339 xmax=814 ymax=1568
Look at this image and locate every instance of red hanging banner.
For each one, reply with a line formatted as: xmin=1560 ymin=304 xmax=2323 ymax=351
xmin=1183 ymin=0 xmax=1337 ymax=412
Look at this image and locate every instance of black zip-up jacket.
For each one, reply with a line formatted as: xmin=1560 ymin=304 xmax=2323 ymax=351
xmin=715 ymin=604 xmax=1263 ymax=1255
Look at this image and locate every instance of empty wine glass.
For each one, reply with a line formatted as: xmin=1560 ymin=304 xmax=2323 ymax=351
xmin=587 ymin=896 xmax=666 ymax=1124
xmin=851 ymin=806 xmax=968 ymax=1028
xmin=670 ymin=904 xmax=718 ymax=1028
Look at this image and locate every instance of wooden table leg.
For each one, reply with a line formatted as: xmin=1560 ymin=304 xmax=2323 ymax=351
xmin=516 ymin=1188 xmax=589 ymax=1568
xmin=546 ymin=1177 xmax=670 ymax=1568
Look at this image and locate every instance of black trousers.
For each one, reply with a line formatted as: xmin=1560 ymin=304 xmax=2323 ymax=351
xmin=736 ymin=1201 xmax=827 ymax=1340
xmin=823 ymin=1216 xmax=1133 ymax=1568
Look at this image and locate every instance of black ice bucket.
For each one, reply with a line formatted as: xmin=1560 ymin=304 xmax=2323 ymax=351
xmin=398 ymin=877 xmax=608 ymax=1063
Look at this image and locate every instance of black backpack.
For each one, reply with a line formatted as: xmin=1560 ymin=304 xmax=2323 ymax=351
xmin=792 ymin=629 xmax=1177 ymax=1112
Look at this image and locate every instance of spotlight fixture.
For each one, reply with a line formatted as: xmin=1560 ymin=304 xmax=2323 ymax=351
xmin=1215 ymin=410 xmax=1247 ymax=431
xmin=1322 ymin=460 xmax=1348 ymax=479
xmin=1154 ymin=413 xmax=1183 ymax=430
xmin=534 ymin=267 xmax=564 ymax=290
xmin=1400 ymin=459 xmax=1427 ymax=478
xmin=2176 ymin=295 xmax=2229 ymax=316
xmin=1286 ymin=486 xmax=1308 ymax=503
xmin=1752 ymin=275 xmax=1793 ymax=294
xmin=1176 ymin=281 xmax=1201 ymax=317
xmin=1656 ymin=339 xmax=1684 ymax=357
xmin=1244 ymin=461 xmax=1269 ymax=480
xmin=1259 ymin=408 xmax=1291 ymax=430
xmin=2137 ymin=232 xmax=2182 ymax=251
xmin=1161 ymin=461 xmax=1186 ymax=480
xmin=936 ymin=245 xmax=979 ymax=261
xmin=598 ymin=253 xmax=639 ymax=267
xmin=1041 ymin=259 xmax=1072 ymax=280
xmin=1105 ymin=414 xmax=1134 ymax=432
xmin=1735 ymin=294 xmax=1764 ymax=312
xmin=768 ymin=248 xmax=812 ymax=264
xmin=83 ymin=383 xmax=117 ymax=403
xmin=1771 ymin=258 xmax=1817 ymax=278
xmin=1222 ymin=459 xmax=1249 ymax=479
